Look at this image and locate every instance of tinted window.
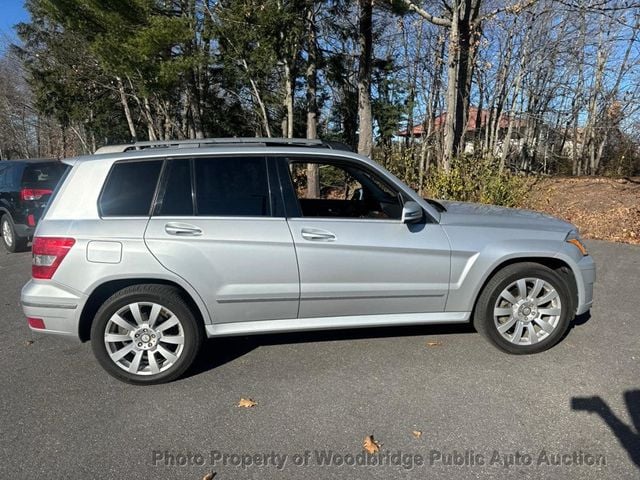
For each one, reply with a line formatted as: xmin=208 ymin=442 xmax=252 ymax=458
xmin=100 ymin=161 xmax=162 ymax=217
xmin=22 ymin=163 xmax=68 ymax=189
xmin=195 ymin=157 xmax=270 ymax=216
xmin=287 ymin=160 xmax=402 ymax=220
xmin=157 ymin=159 xmax=193 ymax=216
xmin=0 ymin=164 xmax=19 ymax=190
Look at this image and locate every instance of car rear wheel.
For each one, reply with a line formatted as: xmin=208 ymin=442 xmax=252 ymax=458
xmin=473 ymin=263 xmax=573 ymax=354
xmin=1 ymin=215 xmax=28 ymax=253
xmin=91 ymin=284 xmax=203 ymax=384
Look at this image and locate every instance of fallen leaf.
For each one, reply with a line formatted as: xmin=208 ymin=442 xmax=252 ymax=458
xmin=237 ymin=398 xmax=257 ymax=408
xmin=426 ymin=341 xmax=443 ymax=347
xmin=363 ymin=435 xmax=381 ymax=454
xmin=201 ymin=473 xmax=216 ymax=480
xmin=412 ymin=430 xmax=422 ymax=438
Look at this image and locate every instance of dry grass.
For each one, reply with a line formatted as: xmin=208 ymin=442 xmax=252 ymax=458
xmin=522 ymin=176 xmax=640 ymax=245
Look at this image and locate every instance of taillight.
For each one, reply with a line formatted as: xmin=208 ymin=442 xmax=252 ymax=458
xmin=32 ymin=237 xmax=75 ymax=279
xmin=21 ymin=188 xmax=53 ymax=201
xmin=27 ymin=214 xmax=36 ymax=227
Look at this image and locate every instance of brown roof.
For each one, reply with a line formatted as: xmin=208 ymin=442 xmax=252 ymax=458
xmin=398 ymin=107 xmax=525 ymax=137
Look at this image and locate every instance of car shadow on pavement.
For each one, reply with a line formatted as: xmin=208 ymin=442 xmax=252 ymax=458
xmin=556 ymin=311 xmax=592 ymax=344
xmin=571 ymin=390 xmax=640 ymax=470
xmin=186 ymin=311 xmax=594 ymax=379
xmin=185 ymin=322 xmax=475 ymax=379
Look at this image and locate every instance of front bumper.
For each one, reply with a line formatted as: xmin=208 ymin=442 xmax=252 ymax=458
xmin=576 ymin=255 xmax=595 ymax=315
xmin=21 ymin=280 xmax=85 ymax=338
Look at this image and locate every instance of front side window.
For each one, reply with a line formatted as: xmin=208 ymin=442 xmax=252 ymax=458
xmin=99 ymin=160 xmax=163 ymax=217
xmin=194 ymin=157 xmax=270 ymax=216
xmin=286 ymin=160 xmax=403 ymax=220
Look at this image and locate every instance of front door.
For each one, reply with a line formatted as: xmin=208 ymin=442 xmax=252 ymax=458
xmin=276 ymin=157 xmax=451 ymax=319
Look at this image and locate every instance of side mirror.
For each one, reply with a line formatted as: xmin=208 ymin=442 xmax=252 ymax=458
xmin=401 ymin=201 xmax=423 ymax=224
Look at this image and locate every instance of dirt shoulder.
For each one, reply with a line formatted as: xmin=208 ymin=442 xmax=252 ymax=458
xmin=522 ymin=176 xmax=640 ymax=245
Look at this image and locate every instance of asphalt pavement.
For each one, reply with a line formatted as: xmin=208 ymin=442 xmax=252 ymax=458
xmin=0 ymin=240 xmax=639 ymax=479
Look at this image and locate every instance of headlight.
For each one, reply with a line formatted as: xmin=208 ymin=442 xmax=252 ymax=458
xmin=566 ymin=230 xmax=588 ymax=256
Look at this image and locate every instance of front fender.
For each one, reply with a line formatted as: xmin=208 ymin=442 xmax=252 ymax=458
xmin=444 ymin=235 xmax=591 ymax=314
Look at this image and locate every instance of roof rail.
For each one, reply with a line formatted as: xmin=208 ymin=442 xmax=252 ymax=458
xmin=94 ymin=137 xmax=353 ymax=154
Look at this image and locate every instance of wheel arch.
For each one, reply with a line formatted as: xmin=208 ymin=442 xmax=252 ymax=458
xmin=470 ymin=256 xmax=578 ymax=317
xmin=78 ymin=278 xmax=210 ymax=342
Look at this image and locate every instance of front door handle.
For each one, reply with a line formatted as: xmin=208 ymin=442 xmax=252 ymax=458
xmin=301 ymin=228 xmax=336 ymax=241
xmin=165 ymin=222 xmax=203 ymax=236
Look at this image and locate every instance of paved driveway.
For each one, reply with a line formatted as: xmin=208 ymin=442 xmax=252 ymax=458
xmin=0 ymin=240 xmax=638 ymax=479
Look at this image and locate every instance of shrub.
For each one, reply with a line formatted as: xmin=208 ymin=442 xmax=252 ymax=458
xmin=426 ymin=156 xmax=528 ymax=207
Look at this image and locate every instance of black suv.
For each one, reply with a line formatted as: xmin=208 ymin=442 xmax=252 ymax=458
xmin=0 ymin=160 xmax=68 ymax=252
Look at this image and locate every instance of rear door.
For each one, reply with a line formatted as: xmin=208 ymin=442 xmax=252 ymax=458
xmin=144 ymin=156 xmax=300 ymax=324
xmin=276 ymin=156 xmax=451 ymax=319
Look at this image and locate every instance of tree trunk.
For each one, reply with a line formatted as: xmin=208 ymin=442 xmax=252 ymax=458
xmin=116 ymin=76 xmax=137 ymax=142
xmin=283 ymin=61 xmax=294 ymax=139
xmin=500 ymin=31 xmax=528 ymax=171
xmin=306 ymin=3 xmax=320 ymax=198
xmin=143 ymin=97 xmax=158 ymax=141
xmin=442 ymin=5 xmax=459 ymax=170
xmin=357 ymin=0 xmax=373 ymax=157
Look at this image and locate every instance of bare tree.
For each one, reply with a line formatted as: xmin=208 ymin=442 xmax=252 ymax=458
xmin=357 ymin=0 xmax=374 ymax=157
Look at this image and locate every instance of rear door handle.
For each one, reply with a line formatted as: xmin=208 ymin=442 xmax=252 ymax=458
xmin=165 ymin=222 xmax=203 ymax=236
xmin=301 ymin=228 xmax=336 ymax=241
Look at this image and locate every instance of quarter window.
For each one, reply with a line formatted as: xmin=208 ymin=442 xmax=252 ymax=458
xmin=157 ymin=159 xmax=193 ymax=216
xmin=99 ymin=160 xmax=162 ymax=217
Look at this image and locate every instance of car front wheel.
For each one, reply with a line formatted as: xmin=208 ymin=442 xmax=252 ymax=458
xmin=91 ymin=284 xmax=203 ymax=384
xmin=473 ymin=263 xmax=573 ymax=354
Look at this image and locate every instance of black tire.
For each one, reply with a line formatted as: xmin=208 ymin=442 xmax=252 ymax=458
xmin=0 ymin=214 xmax=28 ymax=253
xmin=91 ymin=284 xmax=204 ymax=385
xmin=473 ymin=262 xmax=573 ymax=354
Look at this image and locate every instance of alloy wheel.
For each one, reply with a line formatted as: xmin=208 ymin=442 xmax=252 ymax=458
xmin=103 ymin=302 xmax=185 ymax=375
xmin=493 ymin=278 xmax=562 ymax=345
xmin=2 ymin=219 xmax=13 ymax=248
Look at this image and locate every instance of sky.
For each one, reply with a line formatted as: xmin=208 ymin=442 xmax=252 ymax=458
xmin=0 ymin=0 xmax=28 ymax=47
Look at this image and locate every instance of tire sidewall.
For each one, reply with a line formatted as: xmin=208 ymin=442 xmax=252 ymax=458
xmin=91 ymin=289 xmax=201 ymax=384
xmin=478 ymin=266 xmax=572 ymax=354
xmin=1 ymin=215 xmax=16 ymax=253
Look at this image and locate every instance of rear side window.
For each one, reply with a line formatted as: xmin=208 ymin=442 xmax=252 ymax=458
xmin=194 ymin=157 xmax=270 ymax=216
xmin=22 ymin=163 xmax=68 ymax=189
xmin=0 ymin=164 xmax=20 ymax=190
xmin=99 ymin=160 xmax=162 ymax=217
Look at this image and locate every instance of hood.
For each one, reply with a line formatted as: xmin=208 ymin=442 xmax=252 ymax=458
xmin=436 ymin=200 xmax=574 ymax=234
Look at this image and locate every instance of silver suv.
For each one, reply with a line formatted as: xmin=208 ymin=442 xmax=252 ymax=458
xmin=21 ymin=138 xmax=595 ymax=384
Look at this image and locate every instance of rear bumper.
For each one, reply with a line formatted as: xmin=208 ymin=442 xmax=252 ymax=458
xmin=21 ymin=280 xmax=85 ymax=339
xmin=576 ymin=255 xmax=595 ymax=315
xmin=13 ymin=223 xmax=35 ymax=240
